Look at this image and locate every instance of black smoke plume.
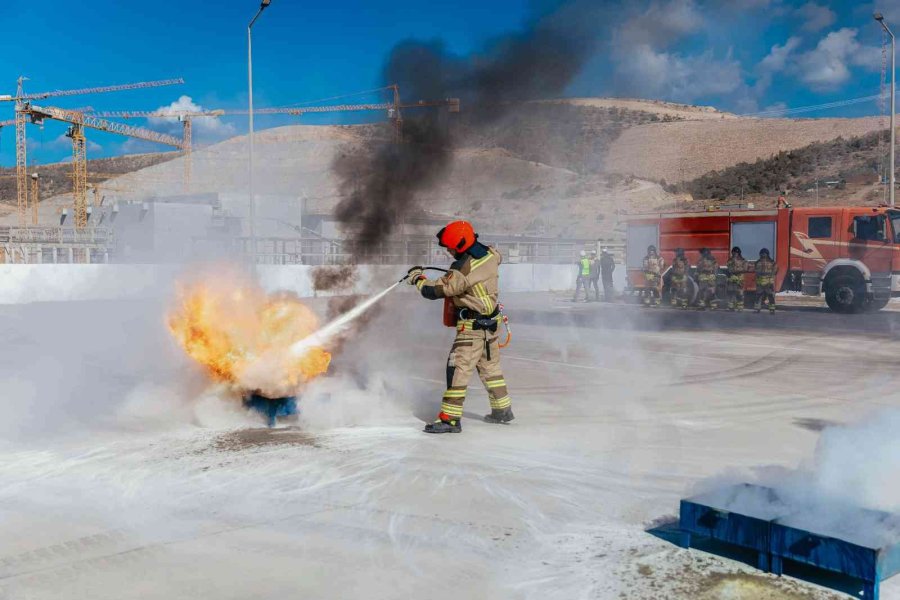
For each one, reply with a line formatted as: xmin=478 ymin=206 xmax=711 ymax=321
xmin=311 ymin=265 xmax=357 ymax=292
xmin=332 ymin=0 xmax=604 ymax=253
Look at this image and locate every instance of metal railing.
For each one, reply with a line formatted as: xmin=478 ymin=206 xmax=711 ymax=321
xmin=227 ymin=235 xmax=619 ymax=266
xmin=0 ymin=226 xmax=623 ymax=266
xmin=0 ymin=226 xmax=116 ymax=264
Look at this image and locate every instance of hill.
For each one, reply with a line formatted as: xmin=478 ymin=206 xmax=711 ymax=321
xmin=674 ymin=130 xmax=889 ymax=207
xmin=5 ymin=97 xmax=895 ymax=237
xmin=0 ymin=152 xmax=177 ymax=209
xmin=603 ymin=116 xmax=887 ymax=184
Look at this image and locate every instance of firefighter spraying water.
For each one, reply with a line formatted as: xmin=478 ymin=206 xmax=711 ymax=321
xmin=167 ymin=221 xmax=513 ymax=432
xmin=406 ymin=220 xmax=514 ymax=434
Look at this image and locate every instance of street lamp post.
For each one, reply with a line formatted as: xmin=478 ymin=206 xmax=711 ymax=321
xmin=876 ymin=12 xmax=895 ymax=207
xmin=248 ymin=0 xmax=271 ymax=261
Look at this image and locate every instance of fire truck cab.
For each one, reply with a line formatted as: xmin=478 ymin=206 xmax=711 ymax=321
xmin=625 ymin=206 xmax=900 ymax=313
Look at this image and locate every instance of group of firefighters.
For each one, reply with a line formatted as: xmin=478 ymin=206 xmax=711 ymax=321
xmin=641 ymin=245 xmax=777 ymax=313
xmin=573 ymin=248 xmax=616 ymax=302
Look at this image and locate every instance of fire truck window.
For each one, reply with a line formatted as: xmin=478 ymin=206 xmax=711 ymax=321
xmin=892 ymin=215 xmax=900 ymax=243
xmin=808 ymin=217 xmax=832 ymax=239
xmin=626 ymin=224 xmax=659 ymax=268
xmin=731 ymin=221 xmax=776 ymax=260
xmin=853 ymin=216 xmax=885 ymax=241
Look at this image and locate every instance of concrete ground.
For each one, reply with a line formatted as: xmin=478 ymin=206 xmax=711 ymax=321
xmin=0 ymin=291 xmax=898 ymax=599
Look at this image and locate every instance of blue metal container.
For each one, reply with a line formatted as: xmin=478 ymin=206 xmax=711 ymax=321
xmin=243 ymin=393 xmax=298 ymax=428
xmin=771 ymin=508 xmax=900 ymax=600
xmin=679 ymin=483 xmax=792 ymax=571
xmin=677 ymin=483 xmax=900 ymax=599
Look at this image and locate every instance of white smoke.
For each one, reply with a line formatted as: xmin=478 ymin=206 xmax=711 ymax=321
xmin=693 ymin=410 xmax=900 ymax=548
xmin=805 ymin=410 xmax=900 ymax=513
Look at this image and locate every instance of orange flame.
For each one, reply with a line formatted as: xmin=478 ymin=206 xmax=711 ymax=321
xmin=167 ymin=274 xmax=331 ymax=398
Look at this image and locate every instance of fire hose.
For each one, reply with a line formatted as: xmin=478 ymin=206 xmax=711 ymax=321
xmin=399 ymin=267 xmax=512 ymax=348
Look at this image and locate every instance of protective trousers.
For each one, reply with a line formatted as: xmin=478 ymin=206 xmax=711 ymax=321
xmin=727 ymin=276 xmax=745 ymax=311
xmin=698 ymin=274 xmax=717 ymax=308
xmin=442 ymin=328 xmax=511 ymax=419
xmin=643 ymin=273 xmax=661 ymax=305
xmin=755 ymin=278 xmax=776 ymax=312
xmin=670 ymin=274 xmax=688 ymax=308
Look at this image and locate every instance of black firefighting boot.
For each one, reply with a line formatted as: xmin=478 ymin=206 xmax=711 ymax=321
xmin=424 ymin=413 xmax=462 ymax=434
xmin=769 ymin=304 xmax=776 ymax=315
xmin=484 ymin=407 xmax=515 ymax=424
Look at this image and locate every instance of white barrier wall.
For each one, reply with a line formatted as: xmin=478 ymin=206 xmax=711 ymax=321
xmin=0 ymin=263 xmax=587 ymax=305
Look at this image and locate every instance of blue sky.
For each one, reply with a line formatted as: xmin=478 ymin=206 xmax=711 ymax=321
xmin=1 ymin=0 xmax=899 ymax=166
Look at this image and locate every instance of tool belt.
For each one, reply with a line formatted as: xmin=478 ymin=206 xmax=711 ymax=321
xmin=456 ymin=307 xmax=500 ymax=332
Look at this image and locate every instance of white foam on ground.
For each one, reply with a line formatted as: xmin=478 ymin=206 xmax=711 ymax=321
xmin=0 ymin=293 xmax=899 ymax=599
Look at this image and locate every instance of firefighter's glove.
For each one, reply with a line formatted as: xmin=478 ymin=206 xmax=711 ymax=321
xmin=406 ymin=267 xmax=425 ymax=285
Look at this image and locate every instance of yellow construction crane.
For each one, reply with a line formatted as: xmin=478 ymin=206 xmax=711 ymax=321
xmin=30 ymin=173 xmax=39 ymax=226
xmin=22 ymin=105 xmax=183 ymax=229
xmin=2 ymin=77 xmax=183 ymax=226
xmin=91 ymin=85 xmax=460 ymax=189
xmin=222 ymin=85 xmax=460 ymax=142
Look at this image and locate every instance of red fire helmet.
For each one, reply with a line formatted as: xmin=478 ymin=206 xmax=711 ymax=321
xmin=437 ymin=220 xmax=476 ymax=253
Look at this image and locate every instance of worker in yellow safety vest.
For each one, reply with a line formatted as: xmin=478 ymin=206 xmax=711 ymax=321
xmin=573 ymin=250 xmax=591 ymax=302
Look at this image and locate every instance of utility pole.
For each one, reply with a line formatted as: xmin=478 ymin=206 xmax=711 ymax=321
xmin=248 ymin=0 xmax=272 ymax=262
xmin=876 ymin=12 xmax=895 ymax=207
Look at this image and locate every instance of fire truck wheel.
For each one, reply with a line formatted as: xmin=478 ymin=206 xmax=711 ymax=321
xmin=824 ymin=272 xmax=866 ymax=314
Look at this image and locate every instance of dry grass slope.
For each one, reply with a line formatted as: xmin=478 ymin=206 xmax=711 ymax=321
xmin=604 ymin=116 xmax=887 ymax=183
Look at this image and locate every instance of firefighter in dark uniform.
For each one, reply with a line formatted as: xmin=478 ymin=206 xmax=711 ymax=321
xmin=754 ymin=248 xmax=777 ymax=314
xmin=669 ymin=248 xmax=690 ymax=309
xmin=696 ymin=248 xmax=719 ymax=310
xmin=726 ymin=246 xmax=749 ymax=311
xmin=600 ymin=248 xmax=615 ymax=302
xmin=407 ymin=221 xmax=513 ymax=434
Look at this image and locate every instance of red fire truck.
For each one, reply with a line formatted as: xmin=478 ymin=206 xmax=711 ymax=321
xmin=625 ymin=206 xmax=900 ymax=313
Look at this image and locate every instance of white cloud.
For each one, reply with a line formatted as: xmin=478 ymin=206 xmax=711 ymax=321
xmin=615 ymin=44 xmax=744 ymax=102
xmin=610 ymin=0 xmax=745 ymax=103
xmin=759 ymin=36 xmax=802 ymax=74
xmin=147 ymin=95 xmax=235 ymax=142
xmin=794 ymin=2 xmax=836 ymax=32
xmin=617 ymin=0 xmax=704 ymax=49
xmin=791 ymin=28 xmax=880 ymax=91
xmin=25 ymin=134 xmax=101 ymax=156
xmin=755 ymin=36 xmax=802 ymax=95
